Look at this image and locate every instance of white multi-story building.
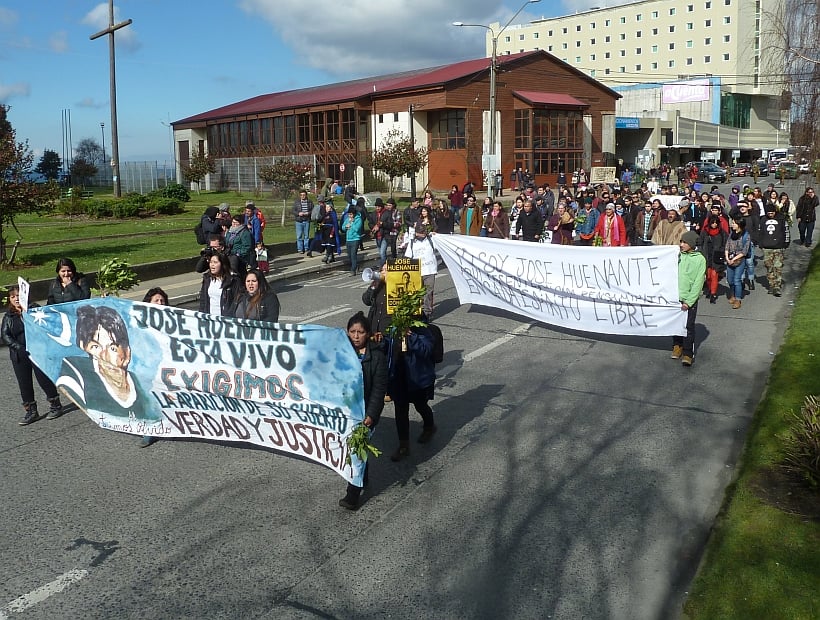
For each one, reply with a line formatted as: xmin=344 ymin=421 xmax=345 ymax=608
xmin=491 ymin=0 xmax=789 ymax=168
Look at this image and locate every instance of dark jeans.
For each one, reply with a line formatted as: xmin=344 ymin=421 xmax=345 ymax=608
xmin=346 ymin=241 xmax=359 ymax=273
xmin=798 ymin=220 xmax=815 ymax=244
xmin=12 ymin=355 xmax=59 ymax=403
xmin=672 ymin=301 xmax=698 ymax=357
xmin=394 ymin=395 xmax=435 ymax=442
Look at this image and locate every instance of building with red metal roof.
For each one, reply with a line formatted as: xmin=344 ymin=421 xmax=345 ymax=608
xmin=172 ymin=50 xmax=620 ymax=192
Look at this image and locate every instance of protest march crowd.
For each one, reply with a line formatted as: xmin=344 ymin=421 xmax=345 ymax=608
xmin=3 ymin=175 xmax=817 ymax=511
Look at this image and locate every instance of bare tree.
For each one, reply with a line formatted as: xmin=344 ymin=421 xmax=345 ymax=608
xmin=762 ymin=0 xmax=820 ymax=158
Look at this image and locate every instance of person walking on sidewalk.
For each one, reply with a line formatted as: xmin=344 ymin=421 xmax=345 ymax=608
xmin=758 ymin=203 xmax=790 ymax=297
xmin=671 ymin=231 xmax=706 ymax=367
xmin=2 ymin=285 xmax=64 ymax=425
xmin=342 ymin=207 xmax=363 ymax=276
xmin=292 ymin=190 xmax=313 ymax=255
xmin=796 ymin=187 xmax=818 ymax=247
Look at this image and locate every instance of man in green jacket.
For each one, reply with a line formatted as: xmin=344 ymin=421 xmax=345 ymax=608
xmin=672 ymin=230 xmax=707 ymax=367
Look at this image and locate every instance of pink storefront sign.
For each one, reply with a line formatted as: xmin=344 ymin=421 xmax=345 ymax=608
xmin=662 ymin=79 xmax=711 ymax=104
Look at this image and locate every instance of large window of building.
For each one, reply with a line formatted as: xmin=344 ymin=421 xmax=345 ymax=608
xmin=516 ymin=109 xmax=584 ymax=175
xmin=721 ymin=93 xmax=751 ymax=128
xmin=311 ymin=111 xmax=324 ymax=143
xmin=430 ymin=110 xmax=466 ymax=149
xmin=297 ymin=113 xmax=310 ymax=144
xmin=261 ymin=118 xmax=271 ymax=146
xmin=342 ymin=109 xmax=356 ymax=141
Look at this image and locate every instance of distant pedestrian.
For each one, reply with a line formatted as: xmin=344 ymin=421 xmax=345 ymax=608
xmin=292 ymin=190 xmax=313 ymax=255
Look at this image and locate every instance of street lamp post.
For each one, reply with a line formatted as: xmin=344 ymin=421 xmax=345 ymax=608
xmin=100 ymin=122 xmax=106 ymax=186
xmin=453 ymin=0 xmax=541 ymax=188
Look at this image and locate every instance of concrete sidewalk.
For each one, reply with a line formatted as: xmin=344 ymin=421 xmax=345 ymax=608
xmin=114 ymin=244 xmax=380 ymax=307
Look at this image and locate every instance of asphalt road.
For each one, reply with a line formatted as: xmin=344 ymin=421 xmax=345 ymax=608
xmin=0 ymin=178 xmax=813 ymax=619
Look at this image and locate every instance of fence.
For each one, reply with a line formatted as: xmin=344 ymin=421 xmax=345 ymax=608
xmin=214 ymin=155 xmax=317 ymax=194
xmin=88 ymin=161 xmax=176 ymax=194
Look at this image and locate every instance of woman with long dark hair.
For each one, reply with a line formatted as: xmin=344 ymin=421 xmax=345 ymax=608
xmin=724 ymin=217 xmax=751 ymax=310
xmin=47 ymin=257 xmax=90 ymax=305
xmin=198 ymin=252 xmax=239 ymax=316
xmin=338 ymin=311 xmax=388 ymax=510
xmin=229 ymin=269 xmax=280 ymax=323
xmin=2 ymin=285 xmax=64 ymax=424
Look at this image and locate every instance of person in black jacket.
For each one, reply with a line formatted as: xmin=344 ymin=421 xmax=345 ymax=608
xmin=338 ymin=312 xmax=388 ymax=511
xmin=229 ymin=269 xmax=280 ymax=322
xmin=515 ymin=200 xmax=545 ymax=242
xmin=386 ymin=322 xmax=437 ymax=462
xmin=46 ymin=257 xmax=90 ymax=305
xmin=1 ymin=285 xmax=63 ymax=424
xmin=198 ymin=252 xmax=239 ymax=316
xmin=758 ymin=203 xmax=790 ymax=296
xmin=362 ymin=263 xmax=391 ymax=339
xmin=795 ymin=187 xmax=818 ymax=247
xmin=698 ymin=215 xmax=728 ymax=303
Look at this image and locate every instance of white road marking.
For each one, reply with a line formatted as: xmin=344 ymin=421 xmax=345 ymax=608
xmin=0 ymin=569 xmax=88 ymax=618
xmin=281 ymin=305 xmax=352 ymax=324
xmin=463 ymin=323 xmax=533 ymax=363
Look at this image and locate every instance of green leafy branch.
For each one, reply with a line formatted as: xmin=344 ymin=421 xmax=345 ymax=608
xmin=92 ymin=257 xmax=139 ymax=297
xmin=345 ymin=424 xmax=382 ymax=466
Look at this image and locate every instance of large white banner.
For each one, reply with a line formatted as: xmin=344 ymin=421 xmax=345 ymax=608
xmin=432 ymin=235 xmax=687 ymax=336
xmin=23 ymin=298 xmax=368 ymax=485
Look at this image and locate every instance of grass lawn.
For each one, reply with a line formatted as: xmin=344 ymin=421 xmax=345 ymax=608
xmin=0 ymin=190 xmax=299 ymax=285
xmin=683 ymin=253 xmax=820 ymax=618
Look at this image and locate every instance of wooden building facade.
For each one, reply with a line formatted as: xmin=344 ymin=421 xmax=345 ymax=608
xmin=172 ymin=51 xmax=620 ymax=191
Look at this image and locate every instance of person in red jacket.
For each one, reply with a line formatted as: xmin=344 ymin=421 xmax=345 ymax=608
xmin=593 ymin=202 xmax=628 ymax=246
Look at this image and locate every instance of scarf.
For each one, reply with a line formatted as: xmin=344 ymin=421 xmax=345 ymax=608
xmin=603 ymin=213 xmax=621 ymax=246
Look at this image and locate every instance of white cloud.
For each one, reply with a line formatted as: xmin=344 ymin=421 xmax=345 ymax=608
xmin=560 ymin=0 xmax=637 ymax=12
xmin=76 ymin=97 xmax=107 ymax=109
xmin=49 ymin=30 xmax=68 ymax=53
xmin=81 ymin=3 xmax=141 ymax=53
xmin=0 ymin=7 xmax=17 ymax=28
xmin=239 ymin=0 xmax=506 ymax=77
xmin=0 ymin=82 xmax=31 ymax=102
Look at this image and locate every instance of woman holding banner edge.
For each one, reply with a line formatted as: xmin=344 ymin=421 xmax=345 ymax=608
xmin=339 ymin=311 xmax=388 ymax=511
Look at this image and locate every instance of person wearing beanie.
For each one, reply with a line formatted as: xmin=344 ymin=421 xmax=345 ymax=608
xmin=672 ymin=230 xmax=706 ymax=366
xmin=758 ymin=203 xmax=790 ymax=296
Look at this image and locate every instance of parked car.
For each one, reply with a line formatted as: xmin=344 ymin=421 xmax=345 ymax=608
xmin=697 ymin=163 xmax=727 ymax=183
xmin=753 ymin=159 xmax=769 ymax=176
xmin=731 ymin=162 xmax=750 ymax=177
xmin=777 ymin=161 xmax=799 ymax=179
xmin=798 ymin=161 xmax=810 ymax=174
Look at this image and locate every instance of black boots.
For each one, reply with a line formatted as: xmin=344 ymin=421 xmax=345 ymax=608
xmin=19 ymin=402 xmax=40 ymax=426
xmin=390 ymin=441 xmax=410 ymax=462
xmin=417 ymin=425 xmax=438 ymax=444
xmin=338 ymin=487 xmax=362 ymax=511
xmin=46 ymin=396 xmax=64 ymax=420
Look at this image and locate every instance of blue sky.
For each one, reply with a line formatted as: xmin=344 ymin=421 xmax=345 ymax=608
xmin=0 ymin=0 xmax=624 ymax=163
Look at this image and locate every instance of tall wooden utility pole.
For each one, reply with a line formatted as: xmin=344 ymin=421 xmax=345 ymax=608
xmin=90 ymin=0 xmax=132 ymax=197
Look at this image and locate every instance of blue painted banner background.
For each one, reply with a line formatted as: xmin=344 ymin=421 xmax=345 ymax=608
xmin=23 ymin=298 xmax=367 ymax=484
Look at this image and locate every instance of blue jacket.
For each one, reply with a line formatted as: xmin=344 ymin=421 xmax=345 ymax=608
xmin=387 ymin=327 xmax=435 ymax=401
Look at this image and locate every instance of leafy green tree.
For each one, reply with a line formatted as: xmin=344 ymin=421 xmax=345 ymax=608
xmin=35 ymin=149 xmax=62 ymax=180
xmin=370 ymin=129 xmax=429 ymax=197
xmin=0 ymin=105 xmax=60 ymax=263
xmin=258 ymin=159 xmax=312 ymax=198
xmin=70 ymin=157 xmax=98 ymax=187
xmin=182 ymin=151 xmax=216 ymax=193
